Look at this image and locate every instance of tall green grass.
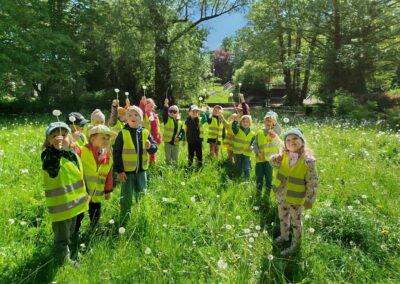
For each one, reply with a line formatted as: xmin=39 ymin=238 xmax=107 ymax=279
xmin=0 ymin=113 xmax=399 ymax=283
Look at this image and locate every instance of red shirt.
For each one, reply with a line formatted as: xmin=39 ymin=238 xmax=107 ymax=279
xmin=139 ymin=101 xmax=161 ymax=144
xmin=76 ymin=145 xmax=113 ymax=193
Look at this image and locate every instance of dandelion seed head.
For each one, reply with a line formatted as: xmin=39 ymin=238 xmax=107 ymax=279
xmin=118 ymin=227 xmax=126 ymax=234
xmin=145 ymin=247 xmax=152 ymax=255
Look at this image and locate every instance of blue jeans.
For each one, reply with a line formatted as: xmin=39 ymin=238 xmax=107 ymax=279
xmin=235 ymin=154 xmax=251 ymax=179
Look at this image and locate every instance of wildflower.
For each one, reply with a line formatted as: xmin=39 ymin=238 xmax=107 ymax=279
xmin=248 ymin=237 xmax=255 ymax=243
xmin=69 ymin=116 xmax=76 ymax=123
xmin=225 ymin=224 xmax=232 ymax=230
xmin=380 ymin=244 xmax=387 ymax=250
xmin=305 ymin=214 xmax=311 ymax=220
xmin=20 ymin=169 xmax=29 ymax=174
xmin=253 ymin=233 xmax=259 ymax=238
xmin=190 ymin=195 xmax=196 ymax=202
xmin=308 ymin=228 xmax=315 ymax=234
xmin=354 ymin=200 xmax=361 ymax=205
xmin=267 ymin=254 xmax=274 ymax=261
xmin=8 ymin=218 xmax=15 ymax=225
xmin=114 ymin=88 xmax=120 ymax=93
xmin=255 ymin=225 xmax=261 ymax=231
xmin=162 ymin=269 xmax=168 ymax=273
xmin=271 ymin=222 xmax=275 ymax=226
xmin=253 ymin=206 xmax=259 ymax=211
xmin=118 ymin=227 xmax=126 ymax=235
xmin=181 ymin=181 xmax=186 ymax=186
xmin=20 ymin=221 xmax=27 ymax=226
xmin=361 ymin=194 xmax=367 ymax=199
xmin=162 ymin=197 xmax=167 ymax=202
xmin=243 ymin=228 xmax=250 ymax=234
xmin=162 ymin=223 xmax=167 ymax=228
xmin=109 ymin=219 xmax=115 ymax=225
xmin=283 ymin=118 xmax=290 ymax=124
xmin=145 ymin=247 xmax=152 ymax=255
xmin=193 ymin=241 xmax=197 ymax=245
xmin=217 ymin=258 xmax=227 ymax=269
xmin=80 ymin=243 xmax=86 ymax=250
xmin=52 ymin=109 xmax=62 ymax=116
xmin=216 ymin=194 xmax=220 ymax=198
xmin=235 ymin=215 xmax=241 ymax=220
xmin=347 ymin=205 xmax=354 ymax=211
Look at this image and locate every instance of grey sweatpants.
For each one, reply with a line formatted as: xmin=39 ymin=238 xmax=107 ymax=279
xmin=52 ymin=217 xmax=77 ymax=264
xmin=164 ymin=142 xmax=179 ymax=165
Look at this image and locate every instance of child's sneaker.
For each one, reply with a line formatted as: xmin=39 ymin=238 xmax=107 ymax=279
xmin=273 ymin=236 xmax=289 ymax=244
xmin=281 ymin=245 xmax=298 ymax=256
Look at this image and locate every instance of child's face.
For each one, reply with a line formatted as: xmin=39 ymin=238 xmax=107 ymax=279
xmin=145 ymin=102 xmax=154 ymax=113
xmin=168 ymin=107 xmax=179 ymax=119
xmin=90 ymin=133 xmax=110 ymax=148
xmin=212 ymin=108 xmax=221 ymax=116
xmin=285 ymin=134 xmax=303 ymax=153
xmin=118 ymin=113 xmax=126 ymax=122
xmin=126 ymin=111 xmax=141 ymax=128
xmin=189 ymin=110 xmax=199 ymax=118
xmin=264 ymin=117 xmax=276 ymax=130
xmin=92 ymin=118 xmax=105 ymax=126
xmin=48 ymin=129 xmax=71 ymax=150
xmin=240 ymin=117 xmax=251 ymax=128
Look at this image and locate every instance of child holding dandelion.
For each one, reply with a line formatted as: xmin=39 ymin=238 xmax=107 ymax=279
xmin=253 ymin=111 xmax=283 ymax=201
xmin=113 ymin=106 xmax=158 ymax=223
xmin=163 ymin=98 xmax=184 ymax=165
xmin=207 ymin=105 xmax=226 ymax=159
xmin=232 ymin=114 xmax=255 ymax=179
xmin=74 ymin=125 xmax=116 ymax=235
xmin=140 ymin=95 xmax=161 ymax=165
xmin=41 ymin=122 xmax=88 ymax=265
xmin=270 ymin=129 xmax=318 ymax=256
xmin=184 ymin=105 xmax=207 ymax=167
xmin=66 ymin=112 xmax=89 ymax=148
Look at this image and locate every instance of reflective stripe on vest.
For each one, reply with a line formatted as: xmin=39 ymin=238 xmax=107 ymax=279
xmin=255 ymin=129 xmax=279 ymax=162
xmin=272 ymin=153 xmax=308 ymax=205
xmin=208 ymin=117 xmax=223 ymax=142
xmin=233 ymin=128 xmax=255 ymax=156
xmin=121 ymin=129 xmax=149 ymax=171
xmin=81 ymin=146 xmax=113 ymax=203
xmin=163 ymin=117 xmax=182 ymax=143
xmin=43 ymin=156 xmax=89 ymax=222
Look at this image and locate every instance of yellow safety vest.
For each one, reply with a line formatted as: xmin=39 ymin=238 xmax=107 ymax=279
xmin=81 ymin=146 xmax=113 ymax=203
xmin=142 ymin=114 xmax=150 ymax=130
xmin=255 ymin=129 xmax=279 ymax=162
xmin=233 ymin=128 xmax=255 ymax=156
xmin=272 ymin=153 xmax=308 ymax=205
xmin=223 ymin=122 xmax=234 ymax=150
xmin=163 ymin=117 xmax=182 ymax=144
xmin=121 ymin=129 xmax=149 ymax=171
xmin=75 ymin=133 xmax=88 ymax=148
xmin=43 ymin=156 xmax=89 ymax=222
xmin=208 ymin=117 xmax=224 ymax=142
xmin=110 ymin=120 xmax=124 ymax=146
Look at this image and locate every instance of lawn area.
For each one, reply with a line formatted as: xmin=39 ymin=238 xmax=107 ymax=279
xmin=0 ymin=112 xmax=399 ymax=283
xmin=204 ymin=84 xmax=232 ymax=104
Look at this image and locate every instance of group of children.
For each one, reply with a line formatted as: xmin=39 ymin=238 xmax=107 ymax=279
xmin=41 ymin=94 xmax=318 ymax=264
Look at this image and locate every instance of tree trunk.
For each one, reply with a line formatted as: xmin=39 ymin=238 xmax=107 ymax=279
xmin=301 ymin=34 xmax=317 ymax=102
xmin=294 ymin=31 xmax=302 ymax=104
xmin=154 ymin=30 xmax=173 ymax=106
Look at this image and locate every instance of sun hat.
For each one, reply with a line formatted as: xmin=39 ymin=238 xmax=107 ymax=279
xmin=91 ymin=109 xmax=105 ymax=123
xmin=88 ymin=125 xmax=117 ymax=138
xmin=264 ymin=111 xmax=278 ymax=123
xmin=45 ymin=122 xmax=71 ymax=137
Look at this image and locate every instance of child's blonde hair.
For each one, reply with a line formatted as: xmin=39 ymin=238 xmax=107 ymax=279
xmin=41 ymin=129 xmax=75 ymax=151
xmin=146 ymin=98 xmax=156 ymax=109
xmin=239 ymin=115 xmax=252 ymax=127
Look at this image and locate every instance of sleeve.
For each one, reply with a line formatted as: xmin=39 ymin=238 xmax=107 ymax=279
xmin=305 ymin=158 xmax=318 ymax=204
xmin=232 ymin=121 xmax=239 ymax=135
xmin=150 ymin=113 xmax=161 ymax=144
xmin=269 ymin=154 xmax=282 ymax=169
xmin=242 ymin=102 xmax=248 ymax=115
xmin=250 ymin=133 xmax=256 ymax=146
xmin=162 ymin=106 xmax=169 ymax=124
xmin=41 ymin=148 xmax=63 ymax=178
xmin=146 ymin=133 xmax=158 ymax=155
xmin=200 ymin=112 xmax=209 ymax=125
xmin=104 ymin=168 xmax=113 ymax=193
xmin=253 ymin=134 xmax=260 ymax=155
xmin=112 ymin=132 xmax=125 ymax=174
xmin=108 ymin=106 xmax=118 ymax=127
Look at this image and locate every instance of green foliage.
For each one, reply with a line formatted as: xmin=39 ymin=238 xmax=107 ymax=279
xmin=233 ymin=60 xmax=270 ymax=92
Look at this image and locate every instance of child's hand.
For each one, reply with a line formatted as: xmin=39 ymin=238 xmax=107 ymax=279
xmin=112 ymin=99 xmax=119 ymax=107
xmin=231 ymin=113 xmax=238 ymax=121
xmin=239 ymin=93 xmax=244 ymax=103
xmin=125 ymin=98 xmax=130 ymax=107
xmin=145 ymin=140 xmax=151 ymax=149
xmin=164 ymin=98 xmax=169 ymax=106
xmin=269 ymin=130 xmax=277 ymax=139
xmin=304 ymin=201 xmax=312 ymax=209
xmin=72 ymin=131 xmax=81 ymax=141
xmin=105 ymin=192 xmax=112 ymax=200
xmin=141 ymin=95 xmax=147 ymax=102
xmin=118 ymin=172 xmax=127 ymax=183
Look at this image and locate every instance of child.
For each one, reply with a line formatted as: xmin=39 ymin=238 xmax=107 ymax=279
xmin=232 ymin=114 xmax=255 ymax=179
xmin=163 ymin=98 xmax=184 ymax=165
xmin=184 ymin=105 xmax=206 ymax=167
xmin=86 ymin=109 xmax=106 ymax=137
xmin=270 ymin=129 xmax=318 ymax=256
xmin=253 ymin=111 xmax=284 ymax=201
xmin=41 ymin=122 xmax=88 ymax=265
xmin=113 ymin=106 xmax=158 ymax=222
xmin=140 ymin=96 xmax=162 ymax=164
xmin=207 ymin=105 xmax=225 ymax=159
xmin=222 ymin=114 xmax=235 ymax=163
xmin=236 ymin=93 xmax=250 ymax=116
xmin=66 ymin=112 xmax=89 ymax=148
xmin=108 ymin=99 xmax=128 ymax=133
xmin=74 ymin=125 xmax=116 ymax=235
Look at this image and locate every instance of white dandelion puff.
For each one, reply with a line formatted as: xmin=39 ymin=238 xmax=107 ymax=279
xmin=308 ymin=228 xmax=315 ymax=234
xmin=248 ymin=237 xmax=255 ymax=243
xmin=243 ymin=228 xmax=250 ymax=234
xmin=225 ymin=224 xmax=232 ymax=230
xmin=145 ymin=247 xmax=152 ymax=255
xmin=268 ymin=254 xmax=274 ymax=261
xmin=114 ymin=88 xmax=120 ymax=93
xmin=283 ymin=117 xmax=290 ymax=124
xmin=217 ymin=258 xmax=228 ymax=269
xmin=236 ymin=215 xmax=241 ymax=220
xmin=118 ymin=227 xmax=126 ymax=234
xmin=20 ymin=169 xmax=29 ymax=174
xmin=52 ymin=109 xmax=61 ymax=117
xmin=255 ymin=225 xmax=261 ymax=231
xmin=190 ymin=195 xmax=196 ymax=202
xmin=109 ymin=219 xmax=115 ymax=225
xmin=69 ymin=116 xmax=76 ymax=123
xmin=361 ymin=194 xmax=367 ymax=199
xmin=8 ymin=218 xmax=15 ymax=225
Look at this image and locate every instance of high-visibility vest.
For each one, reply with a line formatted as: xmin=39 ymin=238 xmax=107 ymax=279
xmin=110 ymin=120 xmax=124 ymax=146
xmin=142 ymin=114 xmax=150 ymax=130
xmin=208 ymin=117 xmax=224 ymax=142
xmin=233 ymin=128 xmax=255 ymax=156
xmin=223 ymin=122 xmax=234 ymax=150
xmin=272 ymin=153 xmax=308 ymax=205
xmin=255 ymin=129 xmax=279 ymax=162
xmin=76 ymin=133 xmax=88 ymax=148
xmin=121 ymin=128 xmax=149 ymax=171
xmin=43 ymin=156 xmax=89 ymax=222
xmin=81 ymin=146 xmax=113 ymax=203
xmin=163 ymin=117 xmax=182 ymax=144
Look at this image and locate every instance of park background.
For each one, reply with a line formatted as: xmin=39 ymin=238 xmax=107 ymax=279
xmin=1 ymin=0 xmax=400 ymax=283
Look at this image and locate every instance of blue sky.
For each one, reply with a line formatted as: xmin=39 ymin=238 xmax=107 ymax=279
xmin=199 ymin=12 xmax=248 ymax=50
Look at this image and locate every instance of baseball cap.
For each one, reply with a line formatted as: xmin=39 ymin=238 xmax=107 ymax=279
xmin=45 ymin=122 xmax=71 ymax=137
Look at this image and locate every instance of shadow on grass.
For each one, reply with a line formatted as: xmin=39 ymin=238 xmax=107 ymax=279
xmin=1 ymin=247 xmax=60 ymax=284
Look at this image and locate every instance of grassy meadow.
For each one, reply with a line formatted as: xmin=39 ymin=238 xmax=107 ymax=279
xmin=0 ymin=111 xmax=399 ymax=283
